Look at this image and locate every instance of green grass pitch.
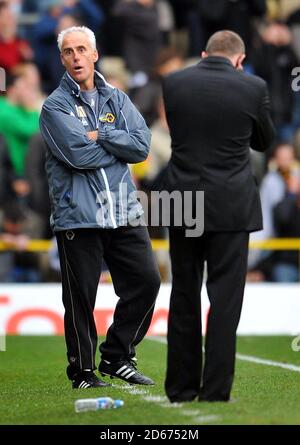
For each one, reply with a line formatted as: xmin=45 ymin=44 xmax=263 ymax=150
xmin=1 ymin=336 xmax=300 ymax=425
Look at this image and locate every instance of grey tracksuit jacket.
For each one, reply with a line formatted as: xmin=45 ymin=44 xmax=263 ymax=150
xmin=39 ymin=71 xmax=150 ymax=231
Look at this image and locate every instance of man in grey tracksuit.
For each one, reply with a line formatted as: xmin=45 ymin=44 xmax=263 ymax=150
xmin=39 ymin=26 xmax=160 ymax=389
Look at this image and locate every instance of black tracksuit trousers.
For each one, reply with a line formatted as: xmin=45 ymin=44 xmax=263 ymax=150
xmin=165 ymin=228 xmax=249 ymax=402
xmin=56 ymin=226 xmax=160 ymax=371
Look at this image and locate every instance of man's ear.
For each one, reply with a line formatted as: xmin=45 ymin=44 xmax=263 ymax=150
xmin=236 ymin=54 xmax=246 ymax=70
xmin=93 ymin=49 xmax=99 ymax=63
xmin=201 ymin=51 xmax=208 ymax=59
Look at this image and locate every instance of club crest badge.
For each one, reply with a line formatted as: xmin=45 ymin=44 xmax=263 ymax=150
xmin=99 ymin=112 xmax=116 ymax=124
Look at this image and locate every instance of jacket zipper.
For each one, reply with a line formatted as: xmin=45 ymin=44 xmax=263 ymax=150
xmin=79 ymin=91 xmax=118 ymax=228
xmin=79 ymin=90 xmax=114 ymax=129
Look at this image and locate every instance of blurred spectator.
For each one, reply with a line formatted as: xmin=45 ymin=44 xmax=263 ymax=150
xmin=157 ymin=0 xmax=175 ymax=46
xmin=61 ymin=0 xmax=105 ymax=32
xmin=183 ymin=0 xmax=205 ymax=57
xmin=0 ymin=201 xmax=28 ymax=282
xmin=0 ymin=0 xmax=34 ymax=72
xmin=137 ymin=97 xmax=171 ymax=189
xmin=0 ymin=135 xmax=15 ymax=206
xmin=248 ymin=142 xmax=300 ymax=279
xmin=0 ymin=201 xmax=43 ymax=282
xmin=267 ymin=0 xmax=300 ymax=22
xmin=114 ymin=0 xmax=161 ymax=87
xmin=252 ymin=22 xmax=298 ymax=141
xmin=25 ymin=0 xmax=65 ymax=51
xmin=131 ymin=46 xmax=184 ymax=126
xmin=198 ymin=0 xmax=267 ymax=60
xmin=271 ymin=172 xmax=300 ymax=282
xmin=148 ymin=97 xmax=172 ymax=184
xmin=0 ymin=71 xmax=40 ymax=179
xmin=248 ymin=166 xmax=300 ymax=283
xmin=96 ymin=0 xmax=124 ymax=56
xmin=0 ymin=72 xmax=40 ymax=190
xmin=169 ymin=0 xmax=201 ymax=56
xmin=260 ymin=143 xmax=300 ymax=238
xmin=11 ymin=62 xmax=46 ymax=110
xmin=25 ymin=133 xmax=51 ymax=239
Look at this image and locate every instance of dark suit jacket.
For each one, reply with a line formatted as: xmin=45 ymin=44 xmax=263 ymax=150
xmin=161 ymin=56 xmax=276 ymax=232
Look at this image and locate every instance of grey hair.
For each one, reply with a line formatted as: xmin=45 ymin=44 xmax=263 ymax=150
xmin=57 ymin=26 xmax=96 ymax=52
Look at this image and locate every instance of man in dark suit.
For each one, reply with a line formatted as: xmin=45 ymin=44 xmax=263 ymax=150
xmin=162 ymin=30 xmax=275 ymax=403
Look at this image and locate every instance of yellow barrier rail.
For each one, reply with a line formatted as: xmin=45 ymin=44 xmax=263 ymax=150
xmin=249 ymin=239 xmax=300 ymax=250
xmin=0 ymin=240 xmax=51 ymax=252
xmin=1 ymin=238 xmax=300 ymax=252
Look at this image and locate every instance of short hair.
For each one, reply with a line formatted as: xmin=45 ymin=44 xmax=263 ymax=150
xmin=57 ymin=26 xmax=96 ymax=52
xmin=205 ymin=30 xmax=245 ymax=57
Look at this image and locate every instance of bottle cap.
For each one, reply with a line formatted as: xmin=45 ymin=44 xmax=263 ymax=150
xmin=114 ymin=399 xmax=124 ymax=408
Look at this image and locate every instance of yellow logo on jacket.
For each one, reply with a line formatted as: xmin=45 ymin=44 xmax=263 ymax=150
xmin=99 ymin=112 xmax=115 ymax=123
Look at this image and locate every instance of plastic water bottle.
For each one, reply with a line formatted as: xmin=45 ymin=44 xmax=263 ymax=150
xmin=74 ymin=397 xmax=124 ymax=412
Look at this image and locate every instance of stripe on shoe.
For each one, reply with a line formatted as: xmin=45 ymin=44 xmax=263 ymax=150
xmin=125 ymin=371 xmax=136 ymax=380
xmin=116 ymin=365 xmax=128 ymax=375
xmin=79 ymin=381 xmax=91 ymax=388
xmin=120 ymin=368 xmax=133 ymax=377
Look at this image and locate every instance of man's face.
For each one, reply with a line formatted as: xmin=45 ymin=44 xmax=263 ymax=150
xmin=60 ymin=31 xmax=98 ymax=89
xmin=137 ymin=0 xmax=154 ymax=6
xmin=275 ymin=146 xmax=295 ymax=172
xmin=0 ymin=5 xmax=16 ymax=32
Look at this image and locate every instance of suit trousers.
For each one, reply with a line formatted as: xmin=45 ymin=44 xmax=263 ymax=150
xmin=56 ymin=226 xmax=160 ymax=371
xmin=165 ymin=228 xmax=249 ymax=402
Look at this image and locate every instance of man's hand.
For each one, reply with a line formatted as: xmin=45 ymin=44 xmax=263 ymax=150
xmin=87 ymin=130 xmax=98 ymax=141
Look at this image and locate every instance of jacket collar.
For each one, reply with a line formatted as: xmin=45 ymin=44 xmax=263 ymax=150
xmin=60 ymin=70 xmax=115 ymax=98
xmin=198 ymin=56 xmax=235 ymax=70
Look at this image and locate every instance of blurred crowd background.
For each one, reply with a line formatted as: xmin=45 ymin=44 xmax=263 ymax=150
xmin=1 ymin=0 xmax=300 ymax=283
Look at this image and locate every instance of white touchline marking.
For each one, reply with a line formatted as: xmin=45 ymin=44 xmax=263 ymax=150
xmin=111 ymin=383 xmax=132 ymax=389
xmin=194 ymin=415 xmax=221 ymax=424
xmin=181 ymin=409 xmax=221 ymax=424
xmin=143 ymin=395 xmax=167 ymax=403
xmin=148 ymin=336 xmax=300 ymax=373
xmin=236 ymin=353 xmax=300 ymax=372
xmin=181 ymin=409 xmax=203 ymax=416
xmin=126 ymin=388 xmax=149 ymax=396
xmin=159 ymin=402 xmax=184 ymax=409
xmin=112 ymin=383 xmax=150 ymax=395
